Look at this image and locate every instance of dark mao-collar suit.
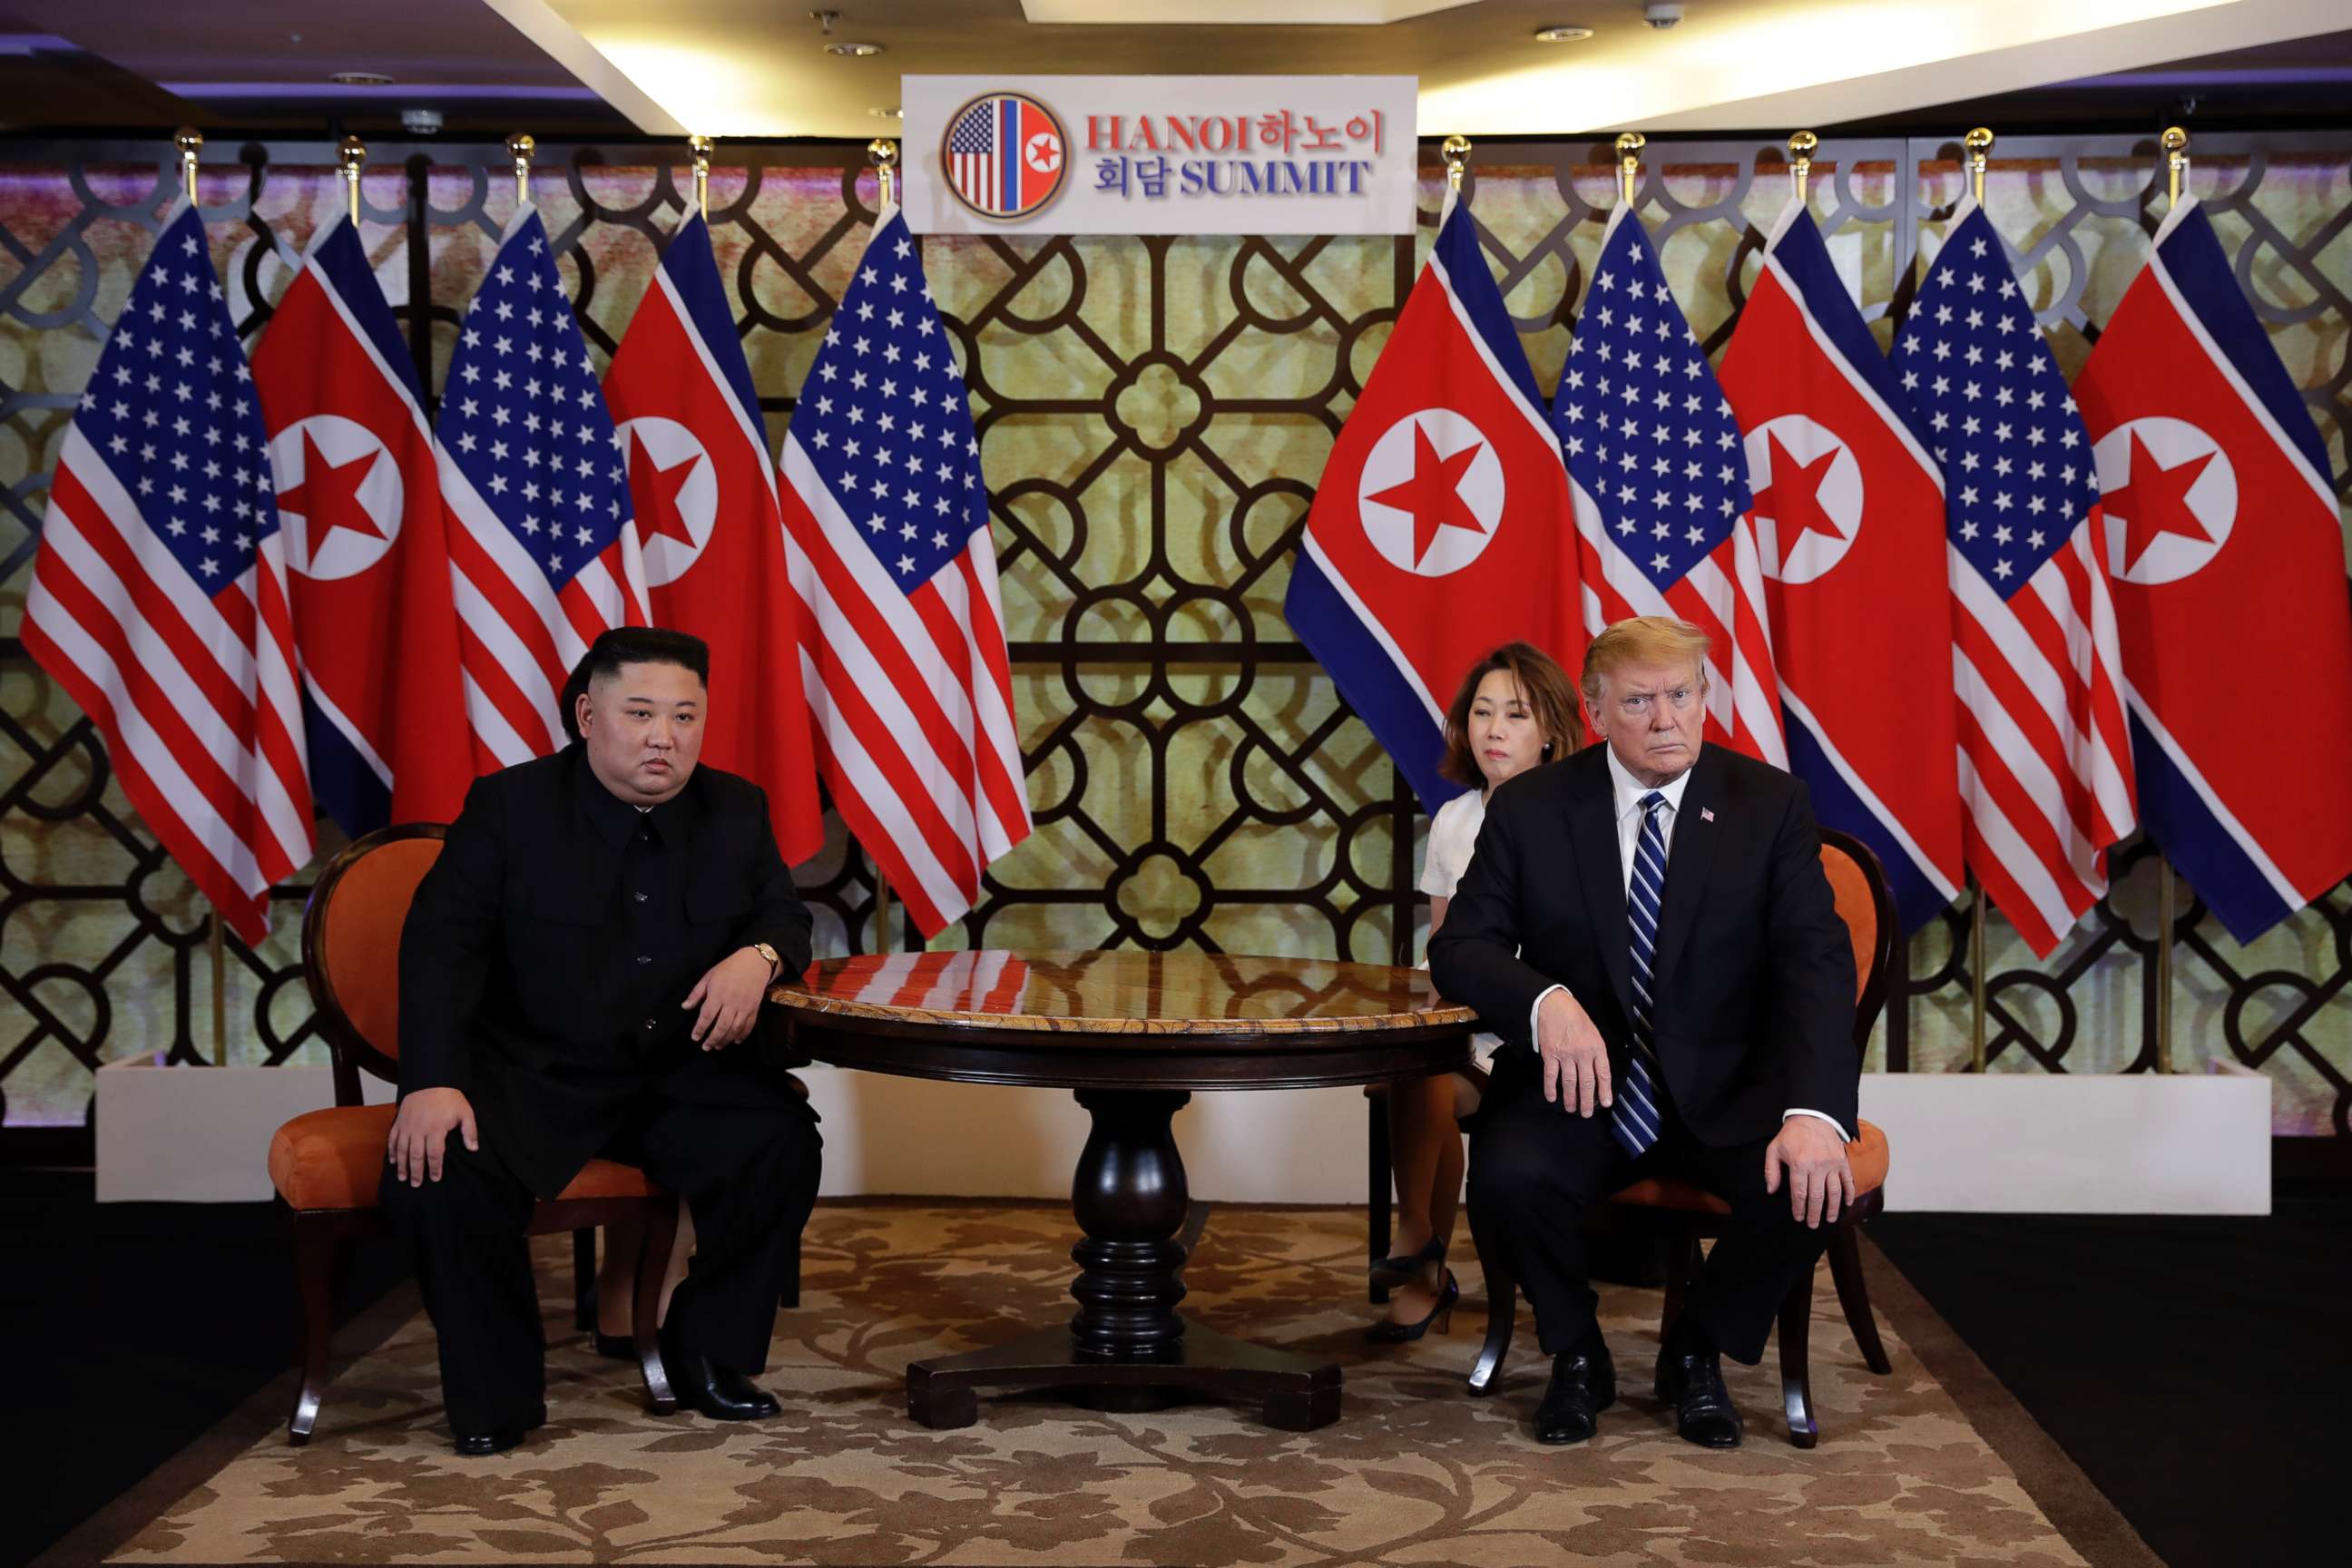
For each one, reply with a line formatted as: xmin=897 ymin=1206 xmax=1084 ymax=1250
xmin=382 ymin=747 xmax=820 ymax=1437
xmin=1429 ymin=740 xmax=1857 ymax=1368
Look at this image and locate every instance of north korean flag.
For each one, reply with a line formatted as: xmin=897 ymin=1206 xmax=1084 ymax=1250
xmin=1285 ymin=190 xmax=1583 ymax=812
xmin=251 ymin=214 xmax=478 ymax=834
xmin=2076 ymin=194 xmax=2352 ymax=941
xmin=607 ymin=212 xmax=826 ymax=863
xmin=1720 ymin=199 xmax=1965 ymax=930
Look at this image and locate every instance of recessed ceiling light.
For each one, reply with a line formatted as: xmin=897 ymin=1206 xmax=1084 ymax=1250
xmin=869 ymin=106 xmax=903 ymax=118
xmin=824 ymin=40 xmax=885 ymax=57
xmin=328 ymin=70 xmax=395 ymax=85
xmin=1534 ymin=24 xmax=1595 ymax=43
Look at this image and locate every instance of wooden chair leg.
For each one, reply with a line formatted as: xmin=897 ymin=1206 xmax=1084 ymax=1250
xmin=1464 ymin=1196 xmax=1515 ymax=1396
xmin=633 ymin=1200 xmax=678 ymax=1416
xmin=1826 ymin=1222 xmax=1893 ymax=1375
xmin=1778 ymin=1261 xmax=1818 ymax=1449
xmin=288 ymin=1213 xmax=338 ymax=1446
xmin=1367 ymin=1088 xmax=1392 ymax=1306
xmin=573 ymin=1227 xmax=597 ymax=1333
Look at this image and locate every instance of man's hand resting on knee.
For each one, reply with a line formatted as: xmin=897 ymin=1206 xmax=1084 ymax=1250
xmin=388 ymin=1087 xmax=478 ymax=1186
xmin=683 ymin=946 xmax=775 ymax=1050
xmin=1764 ymin=1116 xmax=1854 ymax=1228
xmin=1536 ymin=988 xmax=1612 ymax=1117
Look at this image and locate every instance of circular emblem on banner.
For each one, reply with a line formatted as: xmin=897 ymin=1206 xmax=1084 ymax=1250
xmin=1743 ymin=415 xmax=1863 ymax=585
xmin=270 ymin=415 xmax=402 ymax=581
xmin=1357 ymin=408 xmax=1504 ymax=577
xmin=2093 ymin=416 xmax=2236 ymax=585
xmin=617 ymin=417 xmax=717 ymax=587
xmin=942 ymin=91 xmax=1069 ymax=221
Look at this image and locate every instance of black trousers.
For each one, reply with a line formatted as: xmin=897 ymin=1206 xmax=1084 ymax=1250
xmin=1465 ymin=1049 xmax=1830 ymax=1365
xmin=382 ymin=1090 xmax=821 ymax=1436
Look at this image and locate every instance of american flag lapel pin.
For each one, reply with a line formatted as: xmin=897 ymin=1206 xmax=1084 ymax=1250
xmin=1700 ymin=808 xmax=1715 ymax=824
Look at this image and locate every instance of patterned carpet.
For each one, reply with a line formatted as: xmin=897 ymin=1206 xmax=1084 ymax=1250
xmin=73 ymin=1203 xmax=2148 ymax=1567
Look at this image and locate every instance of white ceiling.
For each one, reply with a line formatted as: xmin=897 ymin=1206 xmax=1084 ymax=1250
xmin=493 ymin=0 xmax=2352 ymax=139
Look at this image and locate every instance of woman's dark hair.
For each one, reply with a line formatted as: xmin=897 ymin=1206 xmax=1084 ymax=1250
xmin=560 ymin=627 xmax=710 ymax=742
xmin=1437 ymin=642 xmax=1581 ymax=788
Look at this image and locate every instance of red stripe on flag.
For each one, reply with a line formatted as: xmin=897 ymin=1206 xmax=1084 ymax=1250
xmin=54 ymin=466 xmax=260 ymax=740
xmin=948 ymin=551 xmax=1029 ymax=842
xmin=18 ymin=615 xmax=270 ymax=941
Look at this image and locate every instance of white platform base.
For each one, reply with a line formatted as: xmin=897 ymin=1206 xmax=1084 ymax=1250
xmin=91 ymin=1056 xmax=2273 ymax=1216
xmin=1857 ymin=1070 xmax=2272 ymax=1215
xmin=94 ymin=1055 xmax=393 ymax=1204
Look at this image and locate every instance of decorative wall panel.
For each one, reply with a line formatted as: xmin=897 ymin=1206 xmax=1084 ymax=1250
xmin=3 ymin=132 xmax=2346 ymax=1140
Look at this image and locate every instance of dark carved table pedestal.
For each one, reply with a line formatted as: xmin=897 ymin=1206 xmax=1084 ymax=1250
xmin=771 ymin=950 xmax=1474 ymax=1432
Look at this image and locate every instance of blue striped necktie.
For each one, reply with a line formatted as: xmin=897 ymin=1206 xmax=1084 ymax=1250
xmin=1614 ymin=790 xmax=1670 ymax=1157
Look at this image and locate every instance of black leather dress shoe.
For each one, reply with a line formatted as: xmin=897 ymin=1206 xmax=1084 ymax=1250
xmin=662 ymin=1326 xmax=781 ymax=1421
xmin=1655 ymin=1339 xmax=1743 ymax=1448
xmin=454 ymin=1403 xmax=546 ymax=1456
xmin=1534 ymin=1338 xmax=1617 ymax=1445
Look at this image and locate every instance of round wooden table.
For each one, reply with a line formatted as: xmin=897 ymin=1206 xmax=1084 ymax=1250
xmin=770 ymin=949 xmax=1476 ymax=1431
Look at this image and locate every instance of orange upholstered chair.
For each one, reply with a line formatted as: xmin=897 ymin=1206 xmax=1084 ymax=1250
xmin=269 ymin=824 xmax=679 ymax=1444
xmin=1459 ymin=828 xmax=1898 ymax=1446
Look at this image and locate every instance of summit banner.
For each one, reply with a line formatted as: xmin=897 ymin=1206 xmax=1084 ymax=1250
xmin=901 ymin=75 xmax=1417 ymax=236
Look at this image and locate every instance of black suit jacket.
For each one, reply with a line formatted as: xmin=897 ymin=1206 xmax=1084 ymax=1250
xmin=397 ymin=747 xmax=816 ymax=1197
xmin=1428 ymin=741 xmax=1857 ymax=1146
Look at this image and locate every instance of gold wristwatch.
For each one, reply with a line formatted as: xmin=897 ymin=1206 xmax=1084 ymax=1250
xmin=750 ymin=941 xmax=781 ymax=979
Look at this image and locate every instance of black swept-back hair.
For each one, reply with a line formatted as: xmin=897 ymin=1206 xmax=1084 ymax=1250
xmin=560 ymin=627 xmax=710 ymax=743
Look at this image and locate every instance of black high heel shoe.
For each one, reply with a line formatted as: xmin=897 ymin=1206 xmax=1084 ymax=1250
xmin=1367 ymin=1234 xmax=1446 ymax=1291
xmin=1367 ymin=1269 xmax=1458 ymax=1343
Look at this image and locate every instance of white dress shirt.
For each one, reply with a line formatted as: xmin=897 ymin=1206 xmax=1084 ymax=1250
xmin=1528 ymin=748 xmax=1850 ymax=1142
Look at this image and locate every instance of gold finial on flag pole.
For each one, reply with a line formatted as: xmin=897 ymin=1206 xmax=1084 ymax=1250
xmin=1440 ymin=133 xmax=1472 ymax=192
xmin=1615 ymin=132 xmax=1645 ymax=207
xmin=508 ymin=132 xmax=535 ymax=207
xmin=174 ymin=126 xmax=202 ymax=205
xmin=1964 ymin=126 xmax=1994 ymax=204
xmin=1788 ymin=130 xmax=1818 ymax=203
xmin=867 ymin=137 xmax=898 ymax=208
xmin=2161 ymin=125 xmax=2190 ymax=209
xmin=338 ymin=135 xmax=366 ymax=225
xmin=689 ymin=134 xmax=715 ymax=219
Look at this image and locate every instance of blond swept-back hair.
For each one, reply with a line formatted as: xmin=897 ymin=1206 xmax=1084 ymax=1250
xmin=1580 ymin=615 xmax=1712 ymax=705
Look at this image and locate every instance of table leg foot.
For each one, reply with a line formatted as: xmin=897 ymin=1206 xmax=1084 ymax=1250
xmin=905 ymin=1323 xmax=1342 ymax=1432
xmin=906 ymin=1367 xmax=978 ymax=1430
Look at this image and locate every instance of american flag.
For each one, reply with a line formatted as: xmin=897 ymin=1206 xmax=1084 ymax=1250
xmin=1555 ymin=210 xmax=1785 ymax=764
xmin=777 ymin=208 xmax=1030 ymax=938
xmin=22 ymin=201 xmax=313 ymax=942
xmin=1894 ymin=199 xmax=2133 ymax=956
xmin=436 ymin=208 xmax=646 ymax=764
xmin=947 ymin=99 xmax=1002 ymax=214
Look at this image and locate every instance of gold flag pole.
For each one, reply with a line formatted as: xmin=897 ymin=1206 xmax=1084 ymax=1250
xmin=1788 ymin=130 xmax=1817 ymax=203
xmin=508 ymin=132 xmax=535 ymax=207
xmin=2161 ymin=124 xmax=2190 ymax=210
xmin=867 ymin=137 xmax=897 ymax=208
xmin=2151 ymin=126 xmax=2190 ymax=1077
xmin=173 ymin=129 xmax=230 ymax=1064
xmin=873 ymin=868 xmax=894 ymax=954
xmin=689 ymin=133 xmax=714 ymax=219
xmin=1615 ymin=132 xmax=1644 ymax=207
xmin=1440 ymin=132 xmax=1471 ymax=192
xmin=1960 ymin=123 xmax=1996 ymax=1073
xmin=175 ymin=126 xmax=202 ymax=206
xmin=338 ymin=135 xmax=365 ymax=226
xmin=1970 ymin=879 xmax=1987 ymax=1072
xmin=1964 ymin=126 xmax=1994 ymax=205
xmin=209 ymin=914 xmax=229 ymax=1065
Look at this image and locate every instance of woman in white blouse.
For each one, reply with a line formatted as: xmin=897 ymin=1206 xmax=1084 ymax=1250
xmin=1371 ymin=642 xmax=1582 ymax=1340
